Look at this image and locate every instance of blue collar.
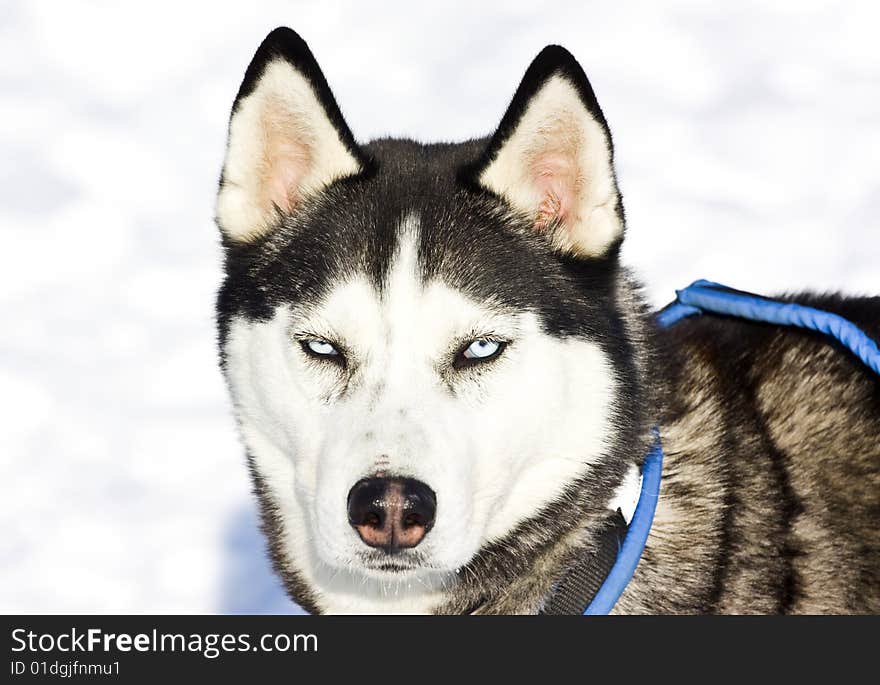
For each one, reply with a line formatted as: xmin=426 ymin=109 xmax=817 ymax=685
xmin=582 ymin=428 xmax=663 ymax=614
xmin=582 ymin=279 xmax=880 ymax=614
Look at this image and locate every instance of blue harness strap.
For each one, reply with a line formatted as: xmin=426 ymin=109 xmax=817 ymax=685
xmin=658 ymin=280 xmax=880 ymax=375
xmin=583 ymin=279 xmax=880 ymax=615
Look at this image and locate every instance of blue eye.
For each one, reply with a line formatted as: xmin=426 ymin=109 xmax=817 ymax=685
xmin=463 ymin=339 xmax=501 ymax=359
xmin=456 ymin=338 xmax=507 ymax=368
xmin=304 ymin=339 xmax=339 ymax=357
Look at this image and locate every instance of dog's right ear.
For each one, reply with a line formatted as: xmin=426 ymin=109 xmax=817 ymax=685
xmin=215 ymin=27 xmax=367 ymax=243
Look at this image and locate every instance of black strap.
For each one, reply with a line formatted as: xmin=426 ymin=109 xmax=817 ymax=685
xmin=540 ymin=510 xmax=628 ymax=615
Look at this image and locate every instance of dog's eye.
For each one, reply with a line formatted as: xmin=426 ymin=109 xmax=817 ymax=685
xmin=455 ymin=338 xmax=506 ymax=368
xmin=464 ymin=339 xmax=501 ymax=359
xmin=302 ymin=339 xmax=341 ymax=358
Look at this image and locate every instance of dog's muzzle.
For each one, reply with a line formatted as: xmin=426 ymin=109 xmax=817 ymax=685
xmin=347 ymin=477 xmax=436 ymax=553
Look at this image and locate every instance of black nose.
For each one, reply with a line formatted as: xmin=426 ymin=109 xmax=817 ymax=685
xmin=347 ymin=477 xmax=436 ymax=552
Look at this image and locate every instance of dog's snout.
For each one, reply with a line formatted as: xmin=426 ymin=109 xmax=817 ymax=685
xmin=347 ymin=477 xmax=436 ymax=552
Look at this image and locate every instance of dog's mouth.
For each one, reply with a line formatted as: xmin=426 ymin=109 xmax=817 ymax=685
xmin=357 ymin=550 xmax=426 ymax=575
xmin=372 ymin=562 xmax=415 ymax=573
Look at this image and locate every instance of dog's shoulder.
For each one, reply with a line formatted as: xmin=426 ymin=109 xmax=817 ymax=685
xmin=651 ymin=292 xmax=880 ymax=613
xmin=656 ymin=289 xmax=880 ymax=497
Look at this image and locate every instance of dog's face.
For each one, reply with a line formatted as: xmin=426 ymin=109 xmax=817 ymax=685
xmin=216 ymin=29 xmax=638 ymax=613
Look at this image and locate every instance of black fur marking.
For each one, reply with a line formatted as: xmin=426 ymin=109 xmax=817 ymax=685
xmin=706 ymin=399 xmax=744 ymax=613
xmin=746 ymin=388 xmax=804 ymax=613
xmin=217 ymin=138 xmax=625 ymax=342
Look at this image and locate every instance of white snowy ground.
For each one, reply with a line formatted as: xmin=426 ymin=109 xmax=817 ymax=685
xmin=0 ymin=1 xmax=877 ymax=613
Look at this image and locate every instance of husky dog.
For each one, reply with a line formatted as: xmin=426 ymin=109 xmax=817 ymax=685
xmin=214 ymin=27 xmax=880 ymax=614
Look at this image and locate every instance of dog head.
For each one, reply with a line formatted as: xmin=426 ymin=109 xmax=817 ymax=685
xmin=215 ymin=28 xmax=650 ymax=613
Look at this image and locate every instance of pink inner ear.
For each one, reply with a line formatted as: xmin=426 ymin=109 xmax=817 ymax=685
xmin=531 ymin=153 xmax=578 ymax=230
xmin=265 ymin=141 xmax=311 ymax=214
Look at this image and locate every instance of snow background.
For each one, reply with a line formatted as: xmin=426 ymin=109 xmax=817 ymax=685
xmin=1 ymin=1 xmax=877 ymax=613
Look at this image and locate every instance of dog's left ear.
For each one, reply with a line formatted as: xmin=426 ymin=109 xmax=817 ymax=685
xmin=462 ymin=46 xmax=623 ymax=258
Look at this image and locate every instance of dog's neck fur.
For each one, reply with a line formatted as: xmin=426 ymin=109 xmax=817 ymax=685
xmin=440 ymin=433 xmax=661 ymax=615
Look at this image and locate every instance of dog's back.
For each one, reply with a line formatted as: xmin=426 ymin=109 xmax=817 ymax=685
xmin=620 ymin=295 xmax=880 ymax=613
